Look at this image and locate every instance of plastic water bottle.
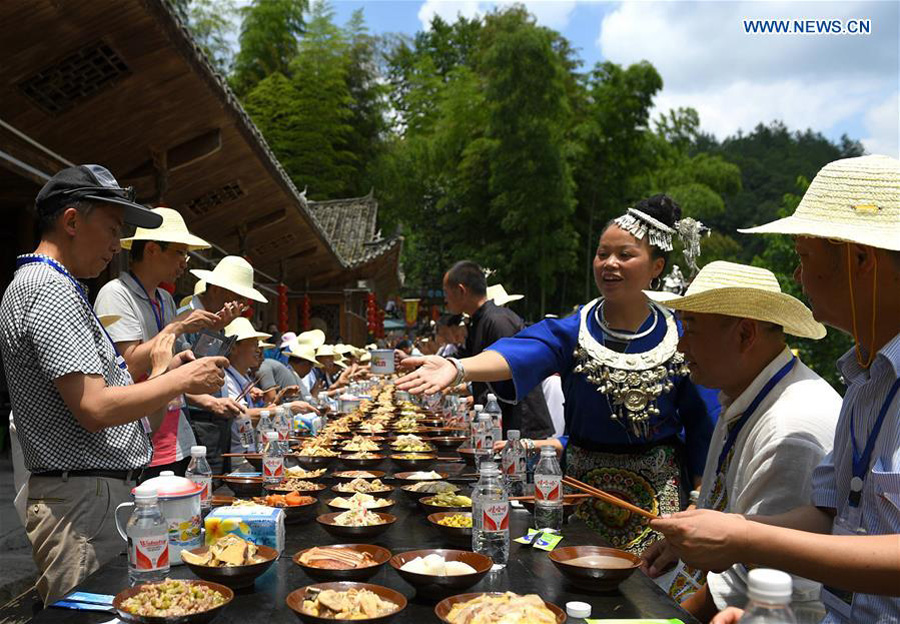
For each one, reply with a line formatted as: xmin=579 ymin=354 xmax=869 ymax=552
xmin=533 ymin=446 xmax=564 ymax=531
xmin=484 ymin=393 xmax=503 ymax=444
xmin=126 ymin=485 xmax=170 ymax=586
xmin=468 ymin=404 xmax=483 ymax=449
xmin=236 ymin=411 xmax=255 ymax=451
xmin=475 ymin=413 xmax=494 ymax=469
xmin=739 ymin=569 xmax=797 ymax=623
xmin=262 ymin=431 xmax=284 ymax=485
xmin=274 ymin=406 xmax=291 ymax=441
xmin=255 ymin=409 xmax=275 ymax=448
xmin=501 ymin=430 xmax=526 ymax=497
xmin=184 ymin=446 xmax=212 ymax=513
xmin=471 ymin=461 xmax=509 ymax=569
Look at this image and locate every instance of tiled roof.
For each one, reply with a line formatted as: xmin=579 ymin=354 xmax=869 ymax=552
xmin=308 ymin=190 xmax=402 ymax=269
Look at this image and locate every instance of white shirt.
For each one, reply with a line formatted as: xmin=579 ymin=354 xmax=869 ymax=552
xmin=540 ymin=375 xmax=565 ymax=438
xmin=700 ymin=348 xmax=842 ymax=611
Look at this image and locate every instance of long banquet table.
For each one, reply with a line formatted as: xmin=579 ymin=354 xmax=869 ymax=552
xmin=32 ymin=459 xmax=699 ymax=623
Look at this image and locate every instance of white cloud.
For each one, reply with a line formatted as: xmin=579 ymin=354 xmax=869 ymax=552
xmin=417 ymin=0 xmax=577 ymax=30
xmin=597 ymin=1 xmax=898 ymax=144
xmin=861 ymin=95 xmax=900 ymax=157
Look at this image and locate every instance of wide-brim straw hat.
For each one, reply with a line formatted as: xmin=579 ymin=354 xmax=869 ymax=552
xmin=190 ymin=256 xmax=268 ymax=303
xmin=224 ymin=317 xmax=272 ymax=342
xmin=258 ymin=339 xmax=276 ymax=349
xmin=486 ymin=284 xmax=524 ymax=307
xmin=121 ymin=207 xmax=211 ymax=251
xmin=646 ymin=260 xmax=826 ymax=340
xmin=278 ymin=332 xmax=297 ymax=349
xmin=738 ymin=154 xmax=900 ymax=251
xmin=285 ymin=341 xmax=323 ymax=368
xmin=360 ymin=352 xmax=372 ymax=363
xmin=316 ymin=344 xmax=336 ymax=358
xmin=334 ymin=344 xmax=355 ymax=356
xmin=297 ymin=330 xmax=326 ymax=349
xmin=179 ymin=280 xmax=206 ymax=308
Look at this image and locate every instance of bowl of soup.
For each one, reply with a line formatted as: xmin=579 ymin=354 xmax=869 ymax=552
xmin=548 ymin=545 xmax=641 ymax=592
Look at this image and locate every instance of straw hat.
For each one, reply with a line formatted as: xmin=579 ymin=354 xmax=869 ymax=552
xmin=486 ymin=284 xmax=524 ymax=307
xmin=224 ymin=317 xmax=272 ymax=342
xmin=360 ymin=352 xmax=371 ymax=363
xmin=121 ymin=207 xmax=210 ymax=251
xmin=285 ymin=341 xmax=323 ymax=368
xmin=258 ymin=339 xmax=276 ymax=349
xmin=334 ymin=344 xmax=355 ymax=356
xmin=738 ymin=154 xmax=900 ymax=251
xmin=190 ymin=256 xmax=268 ymax=303
xmin=316 ymin=344 xmax=336 ymax=358
xmin=648 ymin=261 xmax=825 ymax=339
xmin=278 ymin=332 xmax=297 ymax=349
xmin=297 ymin=329 xmax=326 ymax=349
xmin=179 ymin=280 xmax=206 ymax=308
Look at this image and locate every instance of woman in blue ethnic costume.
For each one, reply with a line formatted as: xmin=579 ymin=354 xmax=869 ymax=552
xmin=398 ymin=196 xmax=719 ymax=553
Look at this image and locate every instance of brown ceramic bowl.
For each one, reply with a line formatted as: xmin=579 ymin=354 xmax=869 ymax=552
xmin=286 ymin=581 xmax=406 ymax=623
xmin=316 ymin=512 xmax=397 ymax=540
xmin=292 ymin=544 xmax=391 ymax=582
xmin=426 ymin=436 xmax=467 ymax=451
xmin=399 ymin=483 xmax=459 ymax=502
xmin=332 ymin=470 xmax=387 ymax=482
xmin=521 ymin=495 xmax=586 ymax=522
xmin=339 ymin=454 xmax=386 ymax=469
xmin=224 ymin=476 xmax=263 ymax=498
xmin=418 ymin=495 xmax=472 ymax=515
xmin=456 ymin=448 xmax=480 ymax=467
xmin=283 ymin=468 xmax=329 ymax=481
xmin=327 ymin=497 xmax=395 ymax=513
xmin=434 ymin=592 xmax=566 ymax=623
xmin=392 ymin=471 xmax=448 ymax=482
xmin=182 ymin=545 xmax=278 ymax=589
xmin=548 ymin=545 xmax=642 ymax=592
xmin=113 ymin=579 xmax=234 ymax=623
xmin=261 ymin=495 xmax=320 ymax=524
xmin=390 ymin=454 xmax=438 ymax=471
xmin=294 ymin=454 xmax=338 ymax=469
xmin=426 ymin=512 xmax=473 ymax=545
xmin=265 ymin=482 xmax=328 ymax=496
xmin=390 ymin=549 xmax=491 ymax=599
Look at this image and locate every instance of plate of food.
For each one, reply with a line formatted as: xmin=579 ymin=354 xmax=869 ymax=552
xmin=390 ymin=454 xmax=438 ymax=471
xmin=317 ymin=510 xmax=397 ymax=540
xmin=327 ymin=493 xmax=394 ymax=512
xmin=434 ymin=592 xmax=565 ymax=624
xmin=548 ymin=545 xmax=642 ymax=592
xmin=285 ymin=466 xmax=328 ymax=480
xmin=265 ymin=480 xmax=327 ymax=495
xmin=399 ymin=481 xmax=459 ymax=502
xmin=426 ymin=512 xmax=473 ymax=544
xmin=332 ymin=470 xmax=387 ymax=482
xmin=339 ymin=453 xmax=385 ymax=469
xmin=113 ymin=578 xmax=233 ymax=623
xmin=418 ymin=492 xmax=473 ymax=515
xmin=286 ymin=582 xmax=406 ymax=624
xmin=255 ymin=492 xmax=319 ymax=523
xmin=293 ymin=544 xmax=391 ymax=582
xmin=393 ymin=471 xmax=448 ymax=482
xmin=181 ymin=535 xmax=277 ymax=589
xmin=332 ymin=478 xmax=393 ymax=495
xmin=389 ymin=550 xmax=492 ymax=599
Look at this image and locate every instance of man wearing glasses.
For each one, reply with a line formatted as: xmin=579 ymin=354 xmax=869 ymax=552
xmin=95 ymin=207 xmax=242 ymax=478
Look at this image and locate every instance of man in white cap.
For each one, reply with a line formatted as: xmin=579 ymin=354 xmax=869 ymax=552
xmin=640 ymin=261 xmax=840 ymax=621
xmin=0 ymin=165 xmax=227 ymax=604
xmin=285 ymin=342 xmax=324 ymax=399
xmin=652 ymin=155 xmax=900 ymax=623
xmin=94 ymin=207 xmax=240 ymax=478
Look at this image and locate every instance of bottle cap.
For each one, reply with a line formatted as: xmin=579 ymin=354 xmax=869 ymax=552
xmin=747 ymin=568 xmax=792 ymax=604
xmin=565 ymin=601 xmax=591 ymax=619
xmin=540 ymin=445 xmax=556 ymax=455
xmin=160 ymin=470 xmax=175 ymax=477
xmin=190 ymin=445 xmax=207 ymax=456
xmin=479 ymin=461 xmax=499 ymax=474
xmin=265 ymin=431 xmax=279 ymax=442
xmin=474 ymin=404 xmax=483 ymax=412
xmin=134 ymin=484 xmax=158 ymax=501
xmin=487 ymin=393 xmax=496 ymax=401
xmin=261 ymin=409 xmax=270 ymax=417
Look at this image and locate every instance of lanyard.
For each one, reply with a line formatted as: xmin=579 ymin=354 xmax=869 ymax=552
xmin=848 ymin=376 xmax=900 ymax=507
xmin=16 ymin=255 xmax=126 ymax=369
xmin=128 ymin=271 xmax=164 ymax=332
xmin=716 ymin=356 xmax=796 ymax=474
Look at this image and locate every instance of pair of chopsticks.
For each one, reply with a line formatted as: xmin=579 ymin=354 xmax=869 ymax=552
xmin=236 ymin=378 xmax=258 ymax=402
xmin=562 ymin=475 xmax=657 ymax=520
xmin=509 ymin=493 xmax=592 ymax=502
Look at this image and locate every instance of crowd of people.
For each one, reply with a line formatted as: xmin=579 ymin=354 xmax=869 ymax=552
xmin=1 ymin=154 xmax=898 ymax=624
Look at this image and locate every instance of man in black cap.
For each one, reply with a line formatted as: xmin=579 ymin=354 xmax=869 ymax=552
xmin=0 ymin=165 xmax=228 ymax=605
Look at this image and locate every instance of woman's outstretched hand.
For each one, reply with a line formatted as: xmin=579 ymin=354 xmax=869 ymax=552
xmin=396 ymin=355 xmax=458 ymax=395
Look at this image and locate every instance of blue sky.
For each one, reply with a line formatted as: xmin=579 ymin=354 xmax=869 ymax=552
xmin=239 ymin=1 xmax=900 ymax=156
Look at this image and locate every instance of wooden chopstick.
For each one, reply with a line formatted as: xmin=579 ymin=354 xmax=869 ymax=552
xmin=509 ymin=493 xmax=592 ymax=502
xmin=562 ymin=475 xmax=657 ymax=520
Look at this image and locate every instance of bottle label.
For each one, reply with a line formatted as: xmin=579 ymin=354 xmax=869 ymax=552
xmin=482 ymin=501 xmax=509 ymax=531
xmin=188 ymin=475 xmax=211 ymax=503
xmin=263 ymin=456 xmax=284 ymax=481
xmin=534 ymin=475 xmax=562 ymax=501
xmin=129 ymin=533 xmax=169 ymax=571
xmin=238 ymin=417 xmax=253 ymax=448
xmin=168 ymin=515 xmax=202 ymax=549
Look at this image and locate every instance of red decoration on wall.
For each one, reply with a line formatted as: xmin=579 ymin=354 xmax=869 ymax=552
xmin=301 ymin=294 xmax=311 ymax=331
xmin=277 ymin=284 xmax=289 ymax=333
xmin=366 ymin=292 xmax=378 ymax=336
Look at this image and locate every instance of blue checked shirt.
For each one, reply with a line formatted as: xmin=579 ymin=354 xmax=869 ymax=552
xmin=811 ymin=331 xmax=900 ymax=623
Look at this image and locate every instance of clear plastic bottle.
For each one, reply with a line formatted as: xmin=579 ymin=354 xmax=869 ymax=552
xmin=262 ymin=430 xmax=284 ymax=485
xmin=468 ymin=404 xmax=484 ymax=450
xmin=501 ymin=430 xmax=526 ymax=497
xmin=274 ymin=406 xmax=291 ymax=441
xmin=184 ymin=445 xmax=212 ymax=513
xmin=475 ymin=413 xmax=494 ymax=470
xmin=483 ymin=393 xmax=503 ymax=445
xmin=533 ymin=446 xmax=564 ymax=531
xmin=739 ymin=569 xmax=797 ymax=623
xmin=255 ymin=409 xmax=274 ymax=448
xmin=237 ymin=412 xmax=255 ymax=451
xmin=126 ymin=485 xmax=170 ymax=586
xmin=471 ymin=461 xmax=509 ymax=569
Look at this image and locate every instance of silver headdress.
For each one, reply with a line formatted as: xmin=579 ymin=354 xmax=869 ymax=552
xmin=614 ymin=208 xmax=710 ymax=276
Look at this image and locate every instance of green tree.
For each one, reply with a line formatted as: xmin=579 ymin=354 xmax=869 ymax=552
xmin=166 ymin=0 xmax=237 ymax=74
xmin=231 ymin=0 xmax=307 ymax=96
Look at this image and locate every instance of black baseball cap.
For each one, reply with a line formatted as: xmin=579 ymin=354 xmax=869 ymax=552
xmin=35 ymin=164 xmax=163 ymax=229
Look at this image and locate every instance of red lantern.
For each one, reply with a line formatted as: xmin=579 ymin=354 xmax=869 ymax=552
xmin=301 ymin=294 xmax=311 ymax=331
xmin=278 ymin=284 xmax=289 ymax=333
xmin=366 ymin=292 xmax=378 ymax=336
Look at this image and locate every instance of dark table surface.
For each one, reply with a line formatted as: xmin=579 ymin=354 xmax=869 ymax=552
xmin=33 ymin=459 xmax=699 ymax=624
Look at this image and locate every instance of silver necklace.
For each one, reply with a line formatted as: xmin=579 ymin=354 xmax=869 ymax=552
xmin=595 ymin=300 xmax=659 ymax=341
